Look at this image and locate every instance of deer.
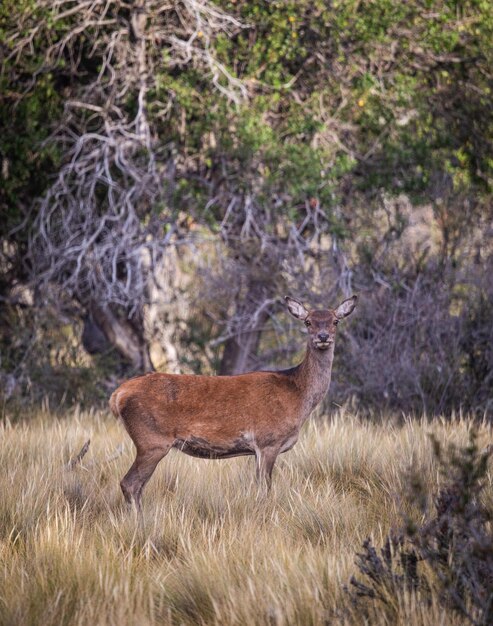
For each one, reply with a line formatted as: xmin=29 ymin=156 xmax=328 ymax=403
xmin=110 ymin=295 xmax=357 ymax=511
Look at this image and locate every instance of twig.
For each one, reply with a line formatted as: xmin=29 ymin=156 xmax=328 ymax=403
xmin=66 ymin=439 xmax=91 ymax=469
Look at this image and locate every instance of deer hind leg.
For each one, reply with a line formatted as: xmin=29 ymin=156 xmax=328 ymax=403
xmin=121 ymin=442 xmax=171 ymax=512
xmin=255 ymin=446 xmax=280 ymax=490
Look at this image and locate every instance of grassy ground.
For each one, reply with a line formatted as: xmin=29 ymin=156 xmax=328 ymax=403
xmin=0 ymin=405 xmax=491 ymax=626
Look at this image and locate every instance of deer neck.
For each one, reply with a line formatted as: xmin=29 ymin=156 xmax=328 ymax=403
xmin=294 ymin=342 xmax=335 ymax=415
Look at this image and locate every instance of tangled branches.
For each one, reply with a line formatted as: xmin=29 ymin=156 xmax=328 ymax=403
xmin=5 ymin=0 xmax=247 ymax=312
xmin=198 ymin=188 xmax=351 ymax=373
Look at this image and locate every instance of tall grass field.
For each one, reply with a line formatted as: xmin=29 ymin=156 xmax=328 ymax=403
xmin=0 ymin=406 xmax=491 ymax=625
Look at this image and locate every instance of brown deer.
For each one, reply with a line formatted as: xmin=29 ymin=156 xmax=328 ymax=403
xmin=110 ymin=295 xmax=357 ymax=510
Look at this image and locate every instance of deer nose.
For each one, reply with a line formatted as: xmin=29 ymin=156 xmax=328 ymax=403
xmin=318 ymin=332 xmax=330 ymax=343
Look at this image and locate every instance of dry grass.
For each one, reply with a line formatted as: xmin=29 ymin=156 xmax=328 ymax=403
xmin=0 ymin=406 xmax=491 ymax=626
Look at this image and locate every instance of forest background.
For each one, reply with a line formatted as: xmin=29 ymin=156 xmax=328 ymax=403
xmin=1 ymin=0 xmax=492 ymax=417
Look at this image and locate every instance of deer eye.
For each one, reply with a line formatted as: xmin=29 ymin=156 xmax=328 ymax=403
xmin=334 ymin=320 xmax=339 ymax=326
xmin=304 ymin=319 xmax=311 ymax=327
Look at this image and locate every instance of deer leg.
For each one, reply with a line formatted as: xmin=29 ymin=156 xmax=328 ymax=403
xmin=121 ymin=443 xmax=171 ymax=512
xmin=255 ymin=446 xmax=280 ymax=490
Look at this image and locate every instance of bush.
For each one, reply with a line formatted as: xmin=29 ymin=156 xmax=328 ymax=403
xmin=331 ymin=259 xmax=493 ymax=417
xmin=346 ymin=429 xmax=493 ymax=625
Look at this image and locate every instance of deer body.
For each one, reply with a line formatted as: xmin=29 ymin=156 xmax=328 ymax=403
xmin=110 ymin=295 xmax=356 ymax=510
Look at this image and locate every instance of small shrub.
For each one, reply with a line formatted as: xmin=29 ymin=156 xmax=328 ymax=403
xmin=347 ymin=430 xmax=493 ymax=625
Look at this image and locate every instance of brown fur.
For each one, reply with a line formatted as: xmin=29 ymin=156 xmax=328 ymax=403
xmin=110 ymin=296 xmax=357 ymax=510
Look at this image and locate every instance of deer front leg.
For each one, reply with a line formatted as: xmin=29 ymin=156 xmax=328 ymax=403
xmin=255 ymin=446 xmax=280 ymax=490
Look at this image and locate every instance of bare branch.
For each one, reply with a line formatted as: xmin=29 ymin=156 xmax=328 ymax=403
xmin=5 ymin=0 xmax=249 ymax=314
xmin=66 ymin=439 xmax=91 ymax=470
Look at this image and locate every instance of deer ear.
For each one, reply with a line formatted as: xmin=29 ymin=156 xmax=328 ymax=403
xmin=335 ymin=295 xmax=357 ymax=319
xmin=285 ymin=296 xmax=309 ymax=320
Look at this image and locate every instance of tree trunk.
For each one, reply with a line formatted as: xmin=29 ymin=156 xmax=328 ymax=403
xmin=89 ymin=302 xmax=154 ymax=373
xmin=219 ymin=307 xmax=269 ymax=375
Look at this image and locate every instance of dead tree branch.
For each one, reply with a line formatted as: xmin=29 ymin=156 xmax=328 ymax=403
xmin=66 ymin=439 xmax=91 ymax=470
xmin=4 ymin=0 xmax=248 ymax=313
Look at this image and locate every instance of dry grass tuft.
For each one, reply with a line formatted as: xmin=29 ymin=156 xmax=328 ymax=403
xmin=0 ymin=406 xmax=491 ymax=625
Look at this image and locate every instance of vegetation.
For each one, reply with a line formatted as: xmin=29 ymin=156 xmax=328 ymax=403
xmin=0 ymin=406 xmax=492 ymax=625
xmin=1 ymin=3 xmax=491 ymax=623
xmin=347 ymin=429 xmax=493 ymax=625
xmin=1 ymin=0 xmax=492 ymax=415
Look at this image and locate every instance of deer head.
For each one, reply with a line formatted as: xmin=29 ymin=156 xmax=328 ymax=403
xmin=285 ymin=295 xmax=357 ymax=351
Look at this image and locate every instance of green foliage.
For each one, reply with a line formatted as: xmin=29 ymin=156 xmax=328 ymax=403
xmin=3 ymin=0 xmax=492 ymax=235
xmin=208 ymin=0 xmax=493 ymax=198
xmin=0 ymin=1 xmax=63 ymax=236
